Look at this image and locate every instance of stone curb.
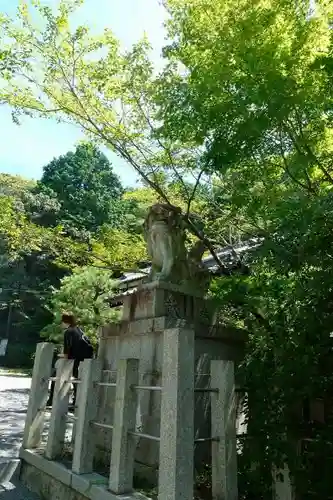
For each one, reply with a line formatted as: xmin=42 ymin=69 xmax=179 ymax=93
xmin=20 ymin=449 xmax=151 ymax=500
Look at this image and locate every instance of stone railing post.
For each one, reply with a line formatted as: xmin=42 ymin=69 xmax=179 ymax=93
xmin=45 ymin=358 xmax=73 ymax=459
xmin=72 ymin=359 xmax=102 ymax=474
xmin=71 ymin=363 xmax=84 ymax=447
xmin=211 ymin=360 xmax=238 ymax=500
xmin=272 ymin=464 xmax=294 ymax=500
xmin=109 ymin=358 xmax=139 ymax=494
xmin=158 ymin=327 xmax=195 ymax=500
xmin=22 ymin=342 xmax=54 ymax=449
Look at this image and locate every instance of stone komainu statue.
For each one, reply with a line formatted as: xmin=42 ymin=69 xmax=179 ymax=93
xmin=143 ymin=203 xmax=186 ymax=282
xmin=143 ymin=203 xmax=210 ymax=291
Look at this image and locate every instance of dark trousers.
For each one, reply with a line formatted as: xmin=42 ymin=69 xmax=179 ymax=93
xmin=48 ymin=359 xmax=80 ymax=406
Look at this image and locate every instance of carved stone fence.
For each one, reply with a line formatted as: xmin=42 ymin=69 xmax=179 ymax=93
xmin=20 ymin=328 xmax=239 ymax=500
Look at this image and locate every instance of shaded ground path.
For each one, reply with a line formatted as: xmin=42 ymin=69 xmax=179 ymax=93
xmin=0 ymin=372 xmax=40 ymax=499
xmin=0 ymin=374 xmax=31 ymax=460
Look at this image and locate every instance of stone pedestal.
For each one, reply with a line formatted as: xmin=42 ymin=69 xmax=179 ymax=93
xmin=95 ymin=281 xmax=247 ymax=482
xmin=122 ymin=280 xmax=214 ymax=324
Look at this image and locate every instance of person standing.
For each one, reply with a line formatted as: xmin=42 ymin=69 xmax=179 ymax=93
xmin=61 ymin=313 xmax=94 ymax=406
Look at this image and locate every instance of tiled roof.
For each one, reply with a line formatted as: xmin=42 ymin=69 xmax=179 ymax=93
xmin=112 ymin=237 xmax=263 ymax=299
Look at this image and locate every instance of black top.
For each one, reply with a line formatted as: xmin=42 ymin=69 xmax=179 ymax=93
xmin=63 ymin=326 xmax=82 ymax=360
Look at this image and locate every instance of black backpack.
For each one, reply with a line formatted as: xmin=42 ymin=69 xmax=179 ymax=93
xmin=77 ymin=328 xmax=94 ymax=360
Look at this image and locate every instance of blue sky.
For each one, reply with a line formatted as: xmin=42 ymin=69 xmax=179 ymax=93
xmin=0 ymin=0 xmax=167 ymax=187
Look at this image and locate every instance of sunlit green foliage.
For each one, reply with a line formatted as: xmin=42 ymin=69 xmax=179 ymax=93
xmin=42 ymin=266 xmax=121 ymax=344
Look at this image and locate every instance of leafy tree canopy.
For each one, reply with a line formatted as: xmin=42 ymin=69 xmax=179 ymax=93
xmin=0 ymin=0 xmax=219 ymax=260
xmin=42 ymin=266 xmax=121 ymax=344
xmin=0 ymin=173 xmax=35 ymax=198
xmin=157 ymin=1 xmax=333 ymax=495
xmin=36 ymin=142 xmax=124 ymax=232
xmin=0 ymin=171 xmax=146 ymax=368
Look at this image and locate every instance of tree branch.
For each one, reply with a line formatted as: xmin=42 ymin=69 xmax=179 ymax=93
xmin=278 ymin=130 xmax=317 ymax=194
xmin=186 ymin=169 xmax=204 ymax=216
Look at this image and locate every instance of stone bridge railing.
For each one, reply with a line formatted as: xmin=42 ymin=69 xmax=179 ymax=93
xmin=20 ymin=327 xmax=239 ymax=500
xmin=20 ymin=334 xmax=294 ymax=499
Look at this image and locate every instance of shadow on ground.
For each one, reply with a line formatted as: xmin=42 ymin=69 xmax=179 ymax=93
xmin=0 ymin=480 xmax=40 ymax=499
